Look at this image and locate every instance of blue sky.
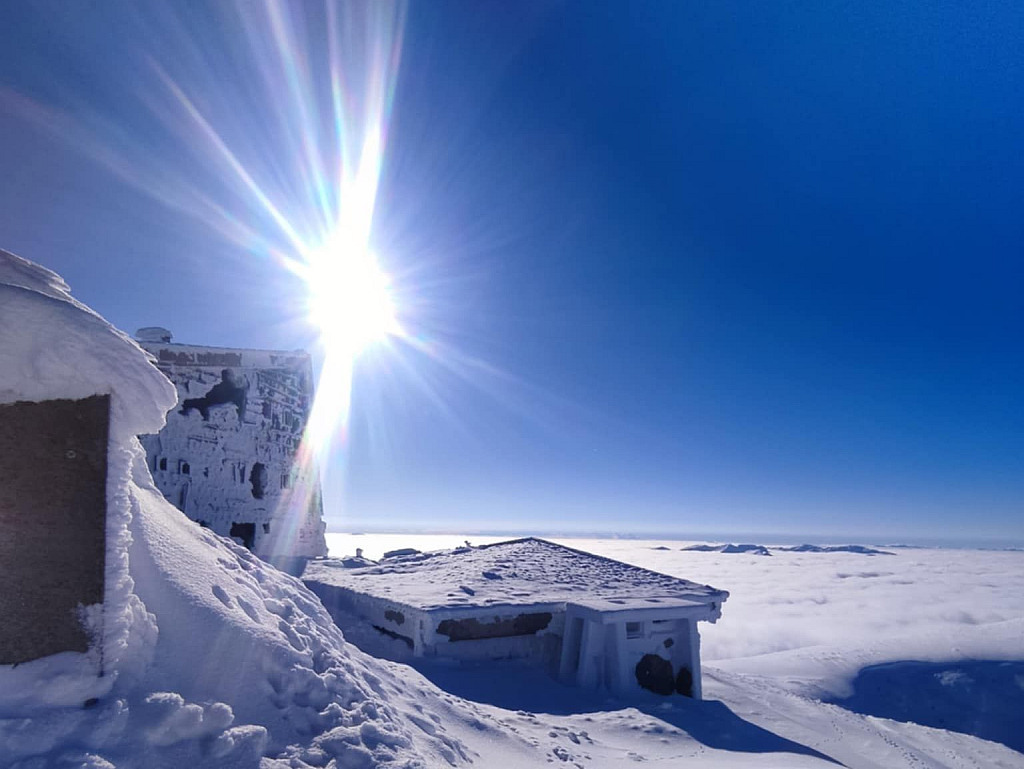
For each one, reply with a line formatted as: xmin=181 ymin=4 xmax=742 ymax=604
xmin=1 ymin=2 xmax=1021 ymax=543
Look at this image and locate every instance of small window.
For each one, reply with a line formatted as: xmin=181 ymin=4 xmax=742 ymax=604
xmin=249 ymin=462 xmax=267 ymax=499
xmin=262 ymin=523 xmax=270 ymax=534
xmin=179 ymin=461 xmax=190 ymax=475
xmin=626 ymin=621 xmax=644 ymax=639
xmin=158 ymin=457 xmax=167 ymax=471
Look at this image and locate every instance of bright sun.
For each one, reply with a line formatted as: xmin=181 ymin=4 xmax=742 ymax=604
xmin=306 ymin=238 xmax=399 ymax=357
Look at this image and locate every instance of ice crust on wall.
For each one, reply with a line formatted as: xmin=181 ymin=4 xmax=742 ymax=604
xmin=137 ymin=342 xmax=326 ymax=561
xmin=0 ymin=251 xmax=475 ymax=767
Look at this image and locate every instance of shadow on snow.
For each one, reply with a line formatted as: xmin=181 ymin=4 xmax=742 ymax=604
xmin=413 ymin=660 xmax=840 ymax=763
xmin=826 ymin=659 xmax=1024 ymax=754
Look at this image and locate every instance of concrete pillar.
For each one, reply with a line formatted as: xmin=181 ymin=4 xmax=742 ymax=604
xmin=688 ymin=618 xmax=703 ymax=700
xmin=604 ymin=621 xmax=626 ymax=696
xmin=576 ymin=620 xmax=604 ymax=689
xmin=558 ymin=612 xmax=585 ymax=682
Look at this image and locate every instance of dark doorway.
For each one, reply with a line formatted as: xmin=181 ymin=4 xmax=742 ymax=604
xmin=230 ymin=522 xmax=256 ymax=550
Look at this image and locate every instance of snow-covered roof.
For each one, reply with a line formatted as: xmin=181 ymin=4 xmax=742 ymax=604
xmin=304 ymin=538 xmax=729 ymax=615
xmin=0 ymin=249 xmax=177 ymax=442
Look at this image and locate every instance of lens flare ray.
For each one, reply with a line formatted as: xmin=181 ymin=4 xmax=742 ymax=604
xmin=139 ymin=1 xmax=409 ymax=521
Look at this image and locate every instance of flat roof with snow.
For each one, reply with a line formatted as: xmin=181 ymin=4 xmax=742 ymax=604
xmin=304 ymin=537 xmax=728 ymax=615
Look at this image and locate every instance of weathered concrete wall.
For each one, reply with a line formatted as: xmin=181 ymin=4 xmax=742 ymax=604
xmin=0 ymin=395 xmax=108 ymax=665
xmin=306 ymin=580 xmax=426 ymax=652
xmin=137 ymin=341 xmax=326 ymax=560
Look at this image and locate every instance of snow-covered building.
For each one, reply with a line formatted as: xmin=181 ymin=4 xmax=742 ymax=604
xmin=135 ymin=329 xmax=326 ymax=571
xmin=304 ymin=538 xmax=729 ymax=699
xmin=0 ymin=249 xmax=180 ymax=698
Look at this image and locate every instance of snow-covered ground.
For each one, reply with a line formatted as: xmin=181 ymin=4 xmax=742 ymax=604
xmin=325 ymin=532 xmax=1024 ymax=767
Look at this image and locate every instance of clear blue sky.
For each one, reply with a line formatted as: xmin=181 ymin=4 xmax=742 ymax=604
xmin=1 ymin=2 xmax=1021 ymax=543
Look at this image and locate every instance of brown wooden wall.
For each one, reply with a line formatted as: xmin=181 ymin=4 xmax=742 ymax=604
xmin=0 ymin=395 xmax=109 ymax=666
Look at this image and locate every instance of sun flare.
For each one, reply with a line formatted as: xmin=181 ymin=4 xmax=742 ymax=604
xmin=306 ymin=238 xmax=399 ymax=357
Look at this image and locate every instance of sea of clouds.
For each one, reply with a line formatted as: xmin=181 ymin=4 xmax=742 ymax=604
xmin=325 ymin=533 xmax=1024 ymax=663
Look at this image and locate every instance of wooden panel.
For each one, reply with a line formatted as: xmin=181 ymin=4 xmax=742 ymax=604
xmin=0 ymin=395 xmax=109 ymax=665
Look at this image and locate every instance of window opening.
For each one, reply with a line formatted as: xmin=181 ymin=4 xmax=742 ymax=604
xmin=249 ymin=462 xmax=267 ymax=499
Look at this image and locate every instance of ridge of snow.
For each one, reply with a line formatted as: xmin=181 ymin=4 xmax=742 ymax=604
xmin=0 ymin=248 xmax=74 ymax=302
xmin=0 ymin=250 xmax=176 ymax=442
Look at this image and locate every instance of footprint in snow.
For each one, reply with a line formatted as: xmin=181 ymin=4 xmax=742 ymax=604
xmin=212 ymin=585 xmax=232 ymax=607
xmin=236 ymin=596 xmax=261 ymax=623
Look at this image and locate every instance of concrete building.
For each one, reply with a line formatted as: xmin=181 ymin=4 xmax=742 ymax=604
xmin=304 ymin=538 xmax=728 ymax=698
xmin=135 ymin=328 xmax=327 ymax=572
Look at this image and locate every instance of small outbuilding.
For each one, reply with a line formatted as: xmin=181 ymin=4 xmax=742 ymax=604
xmin=0 ymin=249 xmax=177 ymax=702
xmin=304 ymin=538 xmax=728 ymax=699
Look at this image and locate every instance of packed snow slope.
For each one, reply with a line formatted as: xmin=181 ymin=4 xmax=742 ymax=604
xmin=2 ymin=461 xmax=491 ymax=768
